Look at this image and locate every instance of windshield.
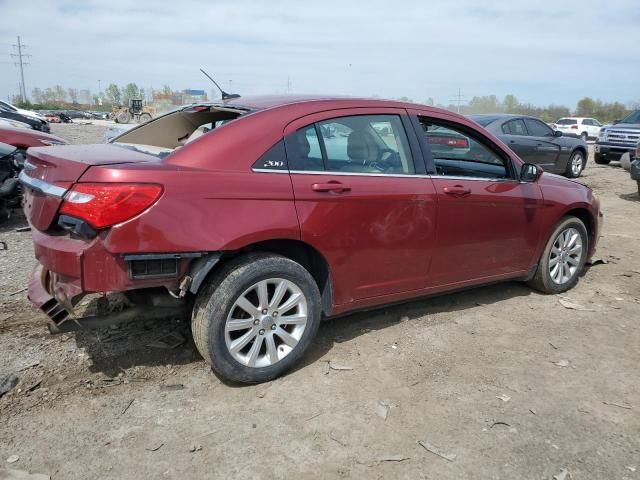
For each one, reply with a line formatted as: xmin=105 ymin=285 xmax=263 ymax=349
xmin=469 ymin=116 xmax=500 ymax=127
xmin=0 ymin=101 xmax=17 ymax=112
xmin=557 ymin=118 xmax=577 ymax=125
xmin=620 ymin=111 xmax=640 ymax=124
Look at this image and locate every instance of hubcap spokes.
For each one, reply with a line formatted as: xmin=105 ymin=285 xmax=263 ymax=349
xmin=549 ymin=227 xmax=583 ymax=285
xmin=572 ymin=155 xmax=582 ymax=175
xmin=225 ymin=278 xmax=308 ymax=368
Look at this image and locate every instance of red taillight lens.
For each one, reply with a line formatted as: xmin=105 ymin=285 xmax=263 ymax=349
xmin=571 ymin=125 xmax=578 ymax=129
xmin=59 ymin=183 xmax=163 ymax=229
xmin=428 ymin=135 xmax=469 ymax=148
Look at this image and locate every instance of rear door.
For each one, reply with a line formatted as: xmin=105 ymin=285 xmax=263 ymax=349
xmin=523 ymin=118 xmax=562 ymax=172
xmin=284 ymin=108 xmax=438 ymax=305
xmin=411 ymin=112 xmax=544 ymax=285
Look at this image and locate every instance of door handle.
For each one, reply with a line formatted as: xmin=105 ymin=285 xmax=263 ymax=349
xmin=443 ymin=185 xmax=471 ymax=196
xmin=312 ymin=181 xmax=351 ymax=193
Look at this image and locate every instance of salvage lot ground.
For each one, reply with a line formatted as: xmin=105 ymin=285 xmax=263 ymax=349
xmin=1 ymin=123 xmax=639 ymax=480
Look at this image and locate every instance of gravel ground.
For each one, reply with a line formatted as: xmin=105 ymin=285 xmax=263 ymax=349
xmin=0 ymin=127 xmax=638 ymax=480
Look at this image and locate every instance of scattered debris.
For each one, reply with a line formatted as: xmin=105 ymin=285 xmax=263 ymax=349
xmin=25 ymin=380 xmax=42 ymax=393
xmin=0 ymin=241 xmax=7 ymax=251
xmin=0 ymin=374 xmax=19 ymax=398
xmin=602 ymin=401 xmax=632 ymax=410
xmin=8 ymin=288 xmax=27 ymax=296
xmin=160 ymin=384 xmax=184 ymax=392
xmin=400 ymin=316 xmax=409 ymax=322
xmin=145 ymin=443 xmax=164 ymax=452
xmin=558 ymin=298 xmax=594 ymax=312
xmin=328 ymin=432 xmax=348 ymax=447
xmin=323 ymin=362 xmax=330 ymax=375
xmin=588 ymin=258 xmax=608 ymax=266
xmin=15 ymin=226 xmax=31 ymax=232
xmin=417 ymin=440 xmax=456 ymax=462
xmin=549 ymin=342 xmax=558 ymax=350
xmin=626 ymin=466 xmax=636 ymax=472
xmin=121 ymin=399 xmax=135 ymax=416
xmin=6 ymin=455 xmax=19 ymax=464
xmin=328 ymin=362 xmax=353 ymax=371
xmin=0 ymin=469 xmax=50 ymax=480
xmin=378 ymin=455 xmax=409 ymax=463
xmin=529 ymin=408 xmax=537 ymax=415
xmin=305 ymin=412 xmax=322 ymax=421
xmin=376 ymin=401 xmax=390 ymax=420
xmin=553 ymin=468 xmax=571 ymax=480
xmin=490 ymin=421 xmax=511 ymax=428
xmin=496 ymin=394 xmax=511 ymax=402
xmin=17 ymin=361 xmax=40 ymax=372
xmin=553 ymin=360 xmax=570 ymax=368
xmin=189 ymin=445 xmax=202 ymax=453
xmin=147 ymin=332 xmax=185 ymax=349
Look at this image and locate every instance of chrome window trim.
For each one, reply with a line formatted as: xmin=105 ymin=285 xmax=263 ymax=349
xmin=252 ymin=167 xmax=518 ymax=183
xmin=18 ymin=170 xmax=67 ymax=198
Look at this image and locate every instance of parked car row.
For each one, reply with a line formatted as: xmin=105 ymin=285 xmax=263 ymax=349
xmin=18 ymin=95 xmax=602 ymax=383
xmin=595 ymin=110 xmax=640 ymax=165
xmin=0 ymin=101 xmax=50 ymax=133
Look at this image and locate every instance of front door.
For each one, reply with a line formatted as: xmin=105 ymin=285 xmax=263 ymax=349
xmin=284 ymin=109 xmax=437 ymax=306
xmin=413 ymin=113 xmax=544 ymax=286
xmin=523 ymin=118 xmax=562 ymax=172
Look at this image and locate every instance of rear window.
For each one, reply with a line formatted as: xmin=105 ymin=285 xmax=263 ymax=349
xmin=469 ymin=116 xmax=500 ymax=127
xmin=557 ymin=119 xmax=578 ymax=125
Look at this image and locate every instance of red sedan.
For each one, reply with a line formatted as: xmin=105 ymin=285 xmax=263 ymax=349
xmin=0 ymin=126 xmax=68 ymax=150
xmin=19 ymin=96 xmax=603 ymax=383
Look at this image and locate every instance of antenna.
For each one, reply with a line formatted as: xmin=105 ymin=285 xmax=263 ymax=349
xmin=199 ymin=68 xmax=240 ymax=100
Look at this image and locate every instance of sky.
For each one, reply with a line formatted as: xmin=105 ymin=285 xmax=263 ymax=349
xmin=1 ymin=0 xmax=639 ymax=108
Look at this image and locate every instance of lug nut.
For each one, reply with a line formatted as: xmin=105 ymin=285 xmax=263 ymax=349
xmin=259 ymin=329 xmax=265 ymax=335
xmin=253 ymin=319 xmax=259 ymax=326
xmin=262 ymin=309 xmax=268 ymax=315
xmin=270 ymin=324 xmax=276 ymax=330
xmin=272 ymin=312 xmax=278 ymax=317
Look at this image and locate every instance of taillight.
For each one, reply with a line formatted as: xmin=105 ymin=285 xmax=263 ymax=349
xmin=428 ymin=135 xmax=469 ymax=148
xmin=59 ymin=183 xmax=163 ymax=229
xmin=570 ymin=125 xmax=578 ymax=129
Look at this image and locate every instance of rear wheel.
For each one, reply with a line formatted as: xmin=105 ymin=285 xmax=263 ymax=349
xmin=192 ymin=253 xmax=321 ymax=383
xmin=565 ymin=150 xmax=585 ymax=178
xmin=594 ymin=153 xmax=610 ymax=165
xmin=116 ymin=111 xmax=131 ymax=124
xmin=527 ymin=217 xmax=588 ymax=294
xmin=139 ymin=113 xmax=152 ymax=123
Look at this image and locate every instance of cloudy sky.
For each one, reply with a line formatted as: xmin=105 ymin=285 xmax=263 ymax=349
xmin=1 ymin=0 xmax=638 ymax=108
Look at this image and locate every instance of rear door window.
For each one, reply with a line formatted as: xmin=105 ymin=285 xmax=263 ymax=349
xmin=502 ymin=119 xmax=527 ymax=136
xmin=524 ymin=118 xmax=554 ymax=137
xmin=286 ymin=115 xmax=415 ymax=175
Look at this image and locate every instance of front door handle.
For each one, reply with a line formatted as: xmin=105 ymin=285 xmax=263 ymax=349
xmin=443 ymin=185 xmax=471 ymax=197
xmin=312 ymin=181 xmax=351 ymax=193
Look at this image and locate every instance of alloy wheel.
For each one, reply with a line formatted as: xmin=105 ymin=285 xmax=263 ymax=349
xmin=571 ymin=153 xmax=584 ymax=176
xmin=224 ymin=278 xmax=308 ymax=368
xmin=548 ymin=227 xmax=583 ymax=285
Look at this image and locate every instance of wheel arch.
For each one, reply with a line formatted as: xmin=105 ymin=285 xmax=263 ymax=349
xmin=562 ymin=206 xmax=596 ymax=248
xmin=193 ymin=239 xmax=334 ymax=317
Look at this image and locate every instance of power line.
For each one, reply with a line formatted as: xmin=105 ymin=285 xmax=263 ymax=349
xmin=448 ymin=87 xmax=466 ymax=113
xmin=10 ymin=36 xmax=31 ymax=101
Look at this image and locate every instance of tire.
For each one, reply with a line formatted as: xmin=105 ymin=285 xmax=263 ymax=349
xmin=565 ymin=150 xmax=585 ymax=178
xmin=116 ymin=111 xmax=131 ymax=124
xmin=192 ymin=253 xmax=322 ymax=383
xmin=594 ymin=153 xmax=610 ymax=165
xmin=139 ymin=113 xmax=152 ymax=123
xmin=527 ymin=217 xmax=588 ymax=294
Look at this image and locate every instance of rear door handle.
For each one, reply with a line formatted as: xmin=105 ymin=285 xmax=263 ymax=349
xmin=312 ymin=181 xmax=351 ymax=193
xmin=443 ymin=185 xmax=471 ymax=197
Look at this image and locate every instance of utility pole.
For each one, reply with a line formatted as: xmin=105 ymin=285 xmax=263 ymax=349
xmin=11 ymin=36 xmax=30 ymax=102
xmin=449 ymin=88 xmax=465 ymax=113
xmin=286 ymin=75 xmax=292 ymax=93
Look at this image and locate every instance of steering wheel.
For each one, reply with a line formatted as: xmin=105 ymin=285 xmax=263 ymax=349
xmin=367 ymin=148 xmax=400 ymax=172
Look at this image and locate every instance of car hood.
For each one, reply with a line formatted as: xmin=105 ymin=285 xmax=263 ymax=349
xmin=538 ymin=171 xmax=588 ymax=189
xmin=605 ymin=123 xmax=640 ymax=130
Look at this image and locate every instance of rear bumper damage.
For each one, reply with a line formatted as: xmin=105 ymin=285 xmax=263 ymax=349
xmin=27 ymin=230 xmax=222 ymax=332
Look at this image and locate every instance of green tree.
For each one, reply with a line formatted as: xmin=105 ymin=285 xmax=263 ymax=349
xmin=121 ymin=83 xmax=141 ymax=105
xmin=162 ymin=84 xmax=172 ymax=96
xmin=105 ymin=83 xmax=121 ymax=106
xmin=503 ymin=94 xmax=519 ymax=113
xmin=576 ymin=97 xmax=596 ymax=117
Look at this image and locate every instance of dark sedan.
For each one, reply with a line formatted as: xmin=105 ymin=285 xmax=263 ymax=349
xmin=470 ymin=114 xmax=588 ymax=178
xmin=0 ymin=105 xmax=50 ymax=133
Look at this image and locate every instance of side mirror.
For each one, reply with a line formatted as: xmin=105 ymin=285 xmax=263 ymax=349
xmin=520 ymin=163 xmax=541 ymax=183
xmin=553 ymin=130 xmax=563 ymax=137
xmin=613 ymin=119 xmax=620 ymax=124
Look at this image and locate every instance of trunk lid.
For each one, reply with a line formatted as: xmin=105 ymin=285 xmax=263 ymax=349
xmin=21 ymin=144 xmax=158 ymax=231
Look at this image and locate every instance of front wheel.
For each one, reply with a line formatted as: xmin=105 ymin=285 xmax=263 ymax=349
xmin=565 ymin=150 xmax=585 ymax=178
xmin=192 ymin=253 xmax=322 ymax=383
xmin=527 ymin=217 xmax=588 ymax=294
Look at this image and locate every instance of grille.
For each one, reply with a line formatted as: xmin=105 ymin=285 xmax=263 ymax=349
xmin=606 ymin=129 xmax=640 ymax=146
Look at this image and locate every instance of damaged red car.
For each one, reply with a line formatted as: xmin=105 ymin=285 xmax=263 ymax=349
xmin=20 ymin=96 xmax=603 ymax=383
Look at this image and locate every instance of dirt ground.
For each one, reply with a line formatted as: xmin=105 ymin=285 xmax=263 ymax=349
xmin=1 ymin=123 xmax=638 ymax=480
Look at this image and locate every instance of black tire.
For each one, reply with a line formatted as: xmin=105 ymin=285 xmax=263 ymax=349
xmin=192 ymin=253 xmax=322 ymax=384
xmin=527 ymin=217 xmax=588 ymax=294
xmin=564 ymin=150 xmax=585 ymax=178
xmin=594 ymin=153 xmax=610 ymax=165
xmin=139 ymin=113 xmax=152 ymax=123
